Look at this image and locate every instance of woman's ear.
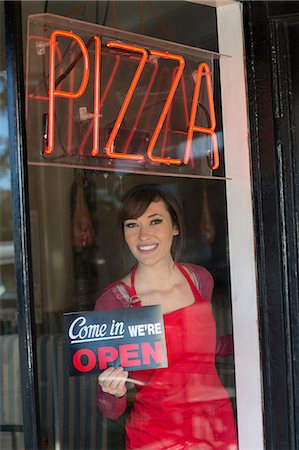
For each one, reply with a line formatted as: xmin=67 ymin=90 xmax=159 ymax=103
xmin=173 ymin=228 xmax=179 ymax=236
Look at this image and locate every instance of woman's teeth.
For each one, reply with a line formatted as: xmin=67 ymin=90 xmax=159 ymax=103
xmin=138 ymin=244 xmax=158 ymax=251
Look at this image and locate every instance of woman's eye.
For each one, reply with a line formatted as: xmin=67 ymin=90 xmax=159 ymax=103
xmin=151 ymin=218 xmax=162 ymax=225
xmin=125 ymin=222 xmax=138 ymax=228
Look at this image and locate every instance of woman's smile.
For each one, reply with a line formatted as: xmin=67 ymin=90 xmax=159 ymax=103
xmin=137 ymin=243 xmax=159 ymax=253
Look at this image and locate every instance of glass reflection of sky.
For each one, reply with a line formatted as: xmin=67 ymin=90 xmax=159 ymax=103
xmin=0 ymin=70 xmax=10 ymax=191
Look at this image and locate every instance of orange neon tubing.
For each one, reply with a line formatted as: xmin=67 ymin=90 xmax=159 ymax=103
xmin=180 ymin=74 xmax=194 ymax=167
xmin=146 ymin=51 xmax=185 ymax=165
xmin=79 ymin=54 xmax=120 ymax=156
xmin=122 ymin=60 xmax=158 ymax=154
xmin=91 ymin=36 xmax=101 ymax=156
xmin=51 ymin=31 xmax=90 ymax=99
xmin=67 ymin=46 xmax=75 ymax=155
xmin=184 ymin=62 xmax=219 ymax=170
xmin=181 ymin=74 xmax=189 ymax=129
xmin=104 ymin=42 xmax=148 ymax=160
xmin=45 ymin=30 xmax=90 ymax=155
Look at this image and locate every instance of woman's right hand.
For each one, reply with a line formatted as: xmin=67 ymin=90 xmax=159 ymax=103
xmin=98 ymin=366 xmax=129 ymax=398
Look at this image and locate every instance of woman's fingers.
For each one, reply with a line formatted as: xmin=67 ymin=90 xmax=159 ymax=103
xmin=98 ymin=367 xmax=129 ymax=397
xmin=98 ymin=366 xmax=116 ymax=384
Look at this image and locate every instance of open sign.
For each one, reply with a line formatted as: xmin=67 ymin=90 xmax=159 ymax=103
xmin=64 ymin=306 xmax=168 ymax=376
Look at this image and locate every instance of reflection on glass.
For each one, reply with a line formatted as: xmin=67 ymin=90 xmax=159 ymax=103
xmin=0 ymin=22 xmax=25 ymax=449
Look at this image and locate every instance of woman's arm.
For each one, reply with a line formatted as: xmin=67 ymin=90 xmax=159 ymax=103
xmin=96 ymin=388 xmax=127 ymax=419
xmin=94 ymin=285 xmax=130 ymax=419
xmin=97 ymin=367 xmax=128 ymax=419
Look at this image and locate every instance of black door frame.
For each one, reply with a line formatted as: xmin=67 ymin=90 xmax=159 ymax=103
xmin=4 ymin=1 xmax=40 ymax=449
xmin=243 ymin=2 xmax=299 ymax=449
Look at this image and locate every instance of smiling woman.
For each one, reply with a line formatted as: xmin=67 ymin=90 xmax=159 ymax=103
xmin=95 ymin=183 xmax=238 ymax=450
xmin=122 ymin=194 xmax=179 ymax=272
xmin=119 ymin=184 xmax=185 ymax=263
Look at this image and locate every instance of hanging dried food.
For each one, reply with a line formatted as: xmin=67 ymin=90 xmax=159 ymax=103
xmin=199 ymin=186 xmax=215 ymax=244
xmin=72 ymin=172 xmax=94 ymax=250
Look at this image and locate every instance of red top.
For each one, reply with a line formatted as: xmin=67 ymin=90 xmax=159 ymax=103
xmin=95 ymin=264 xmax=237 ymax=449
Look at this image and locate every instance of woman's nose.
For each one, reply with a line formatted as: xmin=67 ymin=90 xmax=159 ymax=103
xmin=138 ymin=225 xmax=150 ymax=239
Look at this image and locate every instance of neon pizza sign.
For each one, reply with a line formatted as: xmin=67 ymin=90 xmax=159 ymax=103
xmin=26 ymin=14 xmax=224 ymax=178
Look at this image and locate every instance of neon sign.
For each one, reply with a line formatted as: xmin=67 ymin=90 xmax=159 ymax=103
xmin=26 ymin=14 xmax=224 ymax=178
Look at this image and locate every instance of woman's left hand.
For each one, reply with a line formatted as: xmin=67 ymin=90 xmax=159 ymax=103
xmin=98 ymin=366 xmax=129 ymax=397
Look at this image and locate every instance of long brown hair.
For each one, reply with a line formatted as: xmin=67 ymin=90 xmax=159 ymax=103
xmin=118 ymin=184 xmax=185 ymax=261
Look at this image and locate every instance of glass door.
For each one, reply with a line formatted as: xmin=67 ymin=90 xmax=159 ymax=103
xmin=24 ymin=7 xmax=238 ymax=449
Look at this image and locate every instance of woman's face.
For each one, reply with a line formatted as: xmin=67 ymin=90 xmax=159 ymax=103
xmin=123 ymin=199 xmax=178 ymax=267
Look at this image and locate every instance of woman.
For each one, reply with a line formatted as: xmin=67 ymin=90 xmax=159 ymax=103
xmin=95 ymin=184 xmax=238 ymax=450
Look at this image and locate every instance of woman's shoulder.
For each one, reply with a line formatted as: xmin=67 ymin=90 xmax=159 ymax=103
xmin=94 ymin=281 xmax=131 ymax=310
xmin=181 ymin=263 xmax=214 ymax=281
xmin=180 ymin=263 xmax=214 ymax=302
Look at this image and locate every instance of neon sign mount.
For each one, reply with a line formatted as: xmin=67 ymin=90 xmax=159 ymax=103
xmin=27 ymin=13 xmax=226 ymax=179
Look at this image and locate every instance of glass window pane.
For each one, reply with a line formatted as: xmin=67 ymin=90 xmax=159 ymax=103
xmin=24 ymin=2 xmax=238 ymax=449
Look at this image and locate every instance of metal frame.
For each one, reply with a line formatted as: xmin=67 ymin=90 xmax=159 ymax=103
xmin=4 ymin=1 xmax=40 ymax=449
